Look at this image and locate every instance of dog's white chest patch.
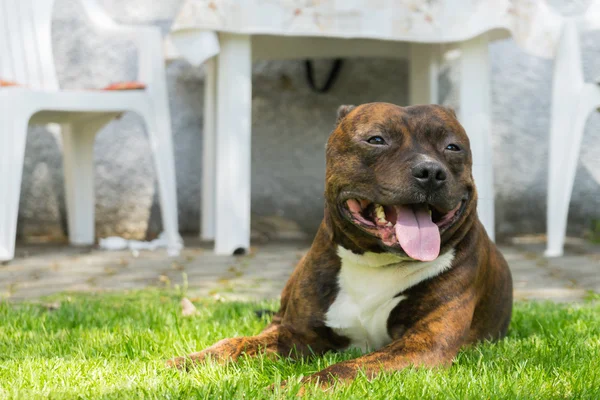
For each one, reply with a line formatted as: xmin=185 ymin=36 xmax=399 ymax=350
xmin=325 ymin=247 xmax=455 ymax=352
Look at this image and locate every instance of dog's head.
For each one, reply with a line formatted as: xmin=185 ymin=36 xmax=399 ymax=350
xmin=325 ymin=102 xmax=477 ymax=261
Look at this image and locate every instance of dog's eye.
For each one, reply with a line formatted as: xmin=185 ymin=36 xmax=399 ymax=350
xmin=445 ymin=144 xmax=461 ymax=151
xmin=366 ymin=136 xmax=386 ymax=145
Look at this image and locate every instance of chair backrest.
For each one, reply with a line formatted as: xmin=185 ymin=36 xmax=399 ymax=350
xmin=0 ymin=0 xmax=58 ymax=90
xmin=584 ymin=1 xmax=600 ymax=31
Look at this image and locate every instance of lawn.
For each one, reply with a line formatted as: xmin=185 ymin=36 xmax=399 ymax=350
xmin=0 ymin=290 xmax=599 ymax=399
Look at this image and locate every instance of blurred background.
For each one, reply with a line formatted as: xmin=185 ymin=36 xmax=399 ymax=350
xmin=18 ymin=0 xmax=600 ymax=245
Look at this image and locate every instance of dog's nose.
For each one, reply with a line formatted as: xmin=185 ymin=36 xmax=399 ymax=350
xmin=411 ymin=161 xmax=447 ymax=189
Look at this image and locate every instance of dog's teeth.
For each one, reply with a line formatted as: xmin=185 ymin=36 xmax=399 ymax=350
xmin=375 ymin=204 xmax=387 ymax=224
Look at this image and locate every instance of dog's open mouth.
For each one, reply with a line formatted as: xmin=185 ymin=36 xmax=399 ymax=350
xmin=343 ymin=199 xmax=465 ymax=262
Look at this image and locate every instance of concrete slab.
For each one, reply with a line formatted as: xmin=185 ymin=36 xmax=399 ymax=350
xmin=1 ymin=237 xmax=598 ymax=303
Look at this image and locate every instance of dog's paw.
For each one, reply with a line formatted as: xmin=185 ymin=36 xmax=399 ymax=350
xmin=300 ymin=361 xmax=362 ymax=389
xmin=299 ymin=374 xmax=335 ymax=391
xmin=166 ymin=351 xmax=207 ymax=370
xmin=165 ymin=349 xmax=229 ymax=371
xmin=166 ymin=338 xmax=245 ymax=370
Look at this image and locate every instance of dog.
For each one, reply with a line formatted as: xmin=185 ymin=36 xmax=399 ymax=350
xmin=168 ymin=102 xmax=513 ymax=387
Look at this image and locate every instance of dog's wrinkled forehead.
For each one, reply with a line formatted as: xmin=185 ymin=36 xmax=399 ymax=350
xmin=334 ymin=103 xmax=464 ymax=141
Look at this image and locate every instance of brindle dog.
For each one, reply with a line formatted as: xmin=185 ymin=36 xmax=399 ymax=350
xmin=168 ymin=103 xmax=513 ymax=387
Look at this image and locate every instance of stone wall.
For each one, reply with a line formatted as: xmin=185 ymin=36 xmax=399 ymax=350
xmin=17 ymin=0 xmax=600 ymax=242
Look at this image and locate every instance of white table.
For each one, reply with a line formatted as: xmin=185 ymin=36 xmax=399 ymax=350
xmin=168 ymin=0 xmax=562 ymax=255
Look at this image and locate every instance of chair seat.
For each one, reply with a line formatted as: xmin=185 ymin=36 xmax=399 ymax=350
xmin=1 ymin=86 xmax=152 ymax=125
xmin=0 ymin=79 xmax=146 ymax=90
xmin=99 ymin=81 xmax=146 ymax=91
xmin=0 ymin=79 xmax=20 ymax=87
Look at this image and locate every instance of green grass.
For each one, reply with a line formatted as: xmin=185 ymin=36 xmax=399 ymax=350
xmin=1 ymin=290 xmax=599 ymax=399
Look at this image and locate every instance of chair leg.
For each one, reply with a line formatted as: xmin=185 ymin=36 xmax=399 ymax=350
xmin=546 ymin=88 xmax=598 ymax=257
xmin=62 ymin=119 xmax=109 ymax=245
xmin=0 ymin=114 xmax=29 ymax=261
xmin=143 ymin=106 xmax=182 ymax=255
xmin=545 ymin=21 xmax=586 ymax=257
xmin=459 ymin=33 xmax=495 ymax=241
xmin=545 ymin=106 xmax=574 ymax=257
xmin=201 ymin=57 xmax=217 ymax=241
xmin=409 ymin=43 xmax=439 ymax=105
xmin=214 ymin=33 xmax=252 ymax=255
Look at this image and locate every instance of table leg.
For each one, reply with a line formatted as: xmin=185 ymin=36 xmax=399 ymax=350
xmin=214 ymin=33 xmax=252 ymax=255
xmin=409 ymin=43 xmax=439 ymax=104
xmin=459 ymin=34 xmax=495 ymax=241
xmin=201 ymin=57 xmax=217 ymax=240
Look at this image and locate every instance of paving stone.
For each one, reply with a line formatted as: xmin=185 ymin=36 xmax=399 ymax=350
xmin=3 ymin=238 xmax=599 ymax=303
xmin=513 ymin=288 xmax=588 ymax=303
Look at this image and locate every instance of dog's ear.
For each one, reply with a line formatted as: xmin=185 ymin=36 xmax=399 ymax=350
xmin=444 ymin=106 xmax=458 ymax=118
xmin=336 ymin=105 xmax=356 ymax=124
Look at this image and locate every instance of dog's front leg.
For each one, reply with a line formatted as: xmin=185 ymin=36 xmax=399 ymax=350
xmin=303 ymin=291 xmax=477 ymax=387
xmin=167 ymin=323 xmax=310 ymax=370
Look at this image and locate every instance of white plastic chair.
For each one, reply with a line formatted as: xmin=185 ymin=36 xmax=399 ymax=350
xmin=0 ymin=0 xmax=181 ymax=261
xmin=546 ymin=9 xmax=600 ymax=257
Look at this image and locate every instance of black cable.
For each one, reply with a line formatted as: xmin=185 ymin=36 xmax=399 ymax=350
xmin=304 ymin=59 xmax=344 ymax=93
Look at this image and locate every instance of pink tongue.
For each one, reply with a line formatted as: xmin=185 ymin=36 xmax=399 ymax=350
xmin=394 ymin=205 xmax=440 ymax=261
